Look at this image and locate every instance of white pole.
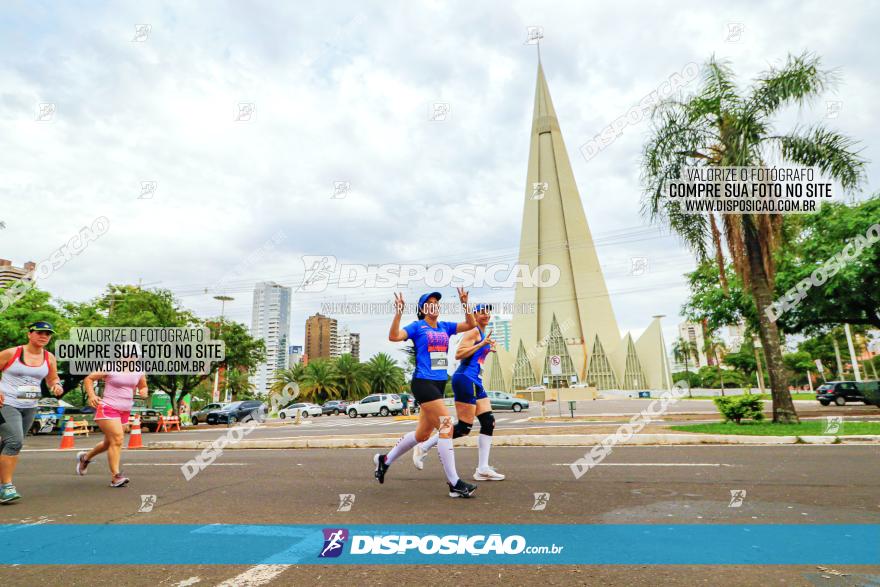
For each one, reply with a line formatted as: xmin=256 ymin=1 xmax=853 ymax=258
xmin=844 ymin=323 xmax=862 ymax=382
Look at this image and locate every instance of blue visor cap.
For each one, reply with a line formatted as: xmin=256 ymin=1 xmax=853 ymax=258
xmin=418 ymin=292 xmax=442 ymax=312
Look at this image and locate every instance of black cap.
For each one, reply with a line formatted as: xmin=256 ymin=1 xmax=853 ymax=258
xmin=27 ymin=321 xmax=55 ymax=333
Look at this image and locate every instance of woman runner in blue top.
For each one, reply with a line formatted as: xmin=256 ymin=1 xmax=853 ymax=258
xmin=412 ymin=303 xmax=505 ymax=480
xmin=375 ymin=288 xmax=478 ymax=497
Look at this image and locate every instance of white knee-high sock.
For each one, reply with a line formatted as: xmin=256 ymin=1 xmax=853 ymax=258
xmin=385 ymin=431 xmax=418 ymax=465
xmin=437 ymin=437 xmax=459 ymax=485
xmin=478 ymin=433 xmax=492 ymax=470
xmin=420 ymin=433 xmax=439 ymax=452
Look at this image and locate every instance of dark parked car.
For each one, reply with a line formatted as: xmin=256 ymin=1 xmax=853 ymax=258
xmin=191 ymin=402 xmax=227 ymax=425
xmin=816 ymin=381 xmax=867 ymax=406
xmin=130 ymin=399 xmax=161 ymax=432
xmin=321 ymin=400 xmax=349 ymax=415
xmin=206 ymin=401 xmax=267 ymax=425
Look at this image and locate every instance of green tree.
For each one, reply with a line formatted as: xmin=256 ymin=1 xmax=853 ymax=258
xmin=225 ymin=368 xmax=256 ymax=400
xmin=334 ymin=354 xmax=368 ymax=399
xmin=774 ymin=195 xmax=880 ymax=332
xmin=642 ymin=52 xmax=867 ymax=422
xmin=299 ymin=359 xmax=342 ymax=403
xmin=783 ymin=351 xmax=817 ymax=387
xmin=364 ymin=352 xmax=405 ymax=396
xmin=672 ymin=337 xmax=699 ymax=396
xmin=703 ymin=335 xmax=728 ymax=393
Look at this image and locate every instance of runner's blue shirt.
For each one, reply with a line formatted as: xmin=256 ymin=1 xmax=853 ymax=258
xmin=455 ymin=327 xmax=490 ymax=384
xmin=403 ymin=320 xmax=458 ymax=380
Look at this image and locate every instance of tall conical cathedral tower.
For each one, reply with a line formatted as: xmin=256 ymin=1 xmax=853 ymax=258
xmin=489 ymin=61 xmax=671 ymax=392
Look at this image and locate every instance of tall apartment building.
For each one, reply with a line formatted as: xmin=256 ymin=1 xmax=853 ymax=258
xmin=305 ymin=313 xmax=338 ymax=360
xmin=488 ymin=315 xmax=512 ymax=352
xmin=677 ymin=321 xmax=708 ymax=368
xmin=0 ymin=259 xmax=36 ymax=288
xmin=288 ymin=345 xmax=303 ymax=366
xmin=337 ymin=325 xmax=361 ymax=361
xmin=249 ymin=281 xmax=291 ymax=395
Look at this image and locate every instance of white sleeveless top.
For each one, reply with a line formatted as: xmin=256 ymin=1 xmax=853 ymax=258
xmin=0 ymin=346 xmax=50 ymax=409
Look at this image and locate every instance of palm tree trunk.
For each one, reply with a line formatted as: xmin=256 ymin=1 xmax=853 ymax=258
xmin=743 ymin=228 xmax=799 ymax=424
xmin=709 ymin=214 xmax=729 ymax=295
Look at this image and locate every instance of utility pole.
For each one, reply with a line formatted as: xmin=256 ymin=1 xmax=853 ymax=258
xmin=832 ymin=336 xmax=845 ymax=379
xmin=214 ymin=295 xmax=234 ymax=402
xmin=844 ymin=323 xmax=862 ymax=382
xmin=753 ymin=336 xmax=765 ymax=394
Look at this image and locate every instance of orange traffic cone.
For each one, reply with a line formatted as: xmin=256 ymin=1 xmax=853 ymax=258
xmin=127 ymin=417 xmax=143 ymax=449
xmin=59 ymin=418 xmax=76 ymax=450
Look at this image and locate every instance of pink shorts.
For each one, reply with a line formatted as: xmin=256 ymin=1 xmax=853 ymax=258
xmin=94 ymin=403 xmax=131 ymax=425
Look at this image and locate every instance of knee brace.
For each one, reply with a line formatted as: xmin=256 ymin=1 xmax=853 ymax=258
xmin=477 ymin=411 xmax=495 ymax=436
xmin=452 ymin=420 xmax=473 ymax=439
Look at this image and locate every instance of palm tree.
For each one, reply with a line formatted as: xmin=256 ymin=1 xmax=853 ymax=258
xmin=642 ymin=52 xmax=867 ymax=423
xmin=672 ymin=337 xmax=699 ymax=397
xmin=703 ymin=335 xmax=728 ymax=395
xmin=364 ymin=352 xmax=405 ymax=396
xmin=268 ymin=363 xmax=306 ymax=409
xmin=299 ymin=360 xmax=342 ymax=403
xmin=225 ymin=368 xmax=256 ymax=400
xmin=334 ymin=354 xmax=368 ymax=399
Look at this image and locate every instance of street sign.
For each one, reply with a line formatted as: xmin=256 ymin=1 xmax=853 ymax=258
xmin=549 ymin=355 xmax=562 ymax=375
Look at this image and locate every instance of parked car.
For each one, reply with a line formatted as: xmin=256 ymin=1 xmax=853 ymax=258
xmin=858 ymin=380 xmax=880 ymax=408
xmin=487 ymin=390 xmax=529 ymax=412
xmin=816 ymin=381 xmax=868 ymax=406
xmin=279 ymin=402 xmax=322 ymax=419
xmin=321 ymin=400 xmax=349 ymax=415
xmin=347 ymin=394 xmax=403 ymax=418
xmin=191 ymin=402 xmax=227 ymax=425
xmin=206 ymin=400 xmax=267 ymax=425
xmin=129 ymin=399 xmax=162 ymax=432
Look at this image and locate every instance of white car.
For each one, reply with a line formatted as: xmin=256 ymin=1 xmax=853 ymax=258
xmin=347 ymin=394 xmax=403 ymax=418
xmin=278 ymin=402 xmax=322 ymax=419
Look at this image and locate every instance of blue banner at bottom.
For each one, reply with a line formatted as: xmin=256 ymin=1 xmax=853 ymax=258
xmin=1 ymin=524 xmax=878 ymax=565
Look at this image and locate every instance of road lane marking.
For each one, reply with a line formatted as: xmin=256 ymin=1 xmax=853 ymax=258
xmin=552 ymin=462 xmax=735 ymax=466
xmin=214 ymin=564 xmax=288 ymax=587
xmin=511 ymin=417 xmax=530 ymax=423
xmin=123 ymin=463 xmax=248 ymax=466
xmin=173 ymin=578 xmax=202 ymax=586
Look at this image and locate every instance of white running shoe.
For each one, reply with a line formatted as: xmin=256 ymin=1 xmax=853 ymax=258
xmin=473 ymin=466 xmax=505 ymax=481
xmin=412 ymin=443 xmax=427 ymax=471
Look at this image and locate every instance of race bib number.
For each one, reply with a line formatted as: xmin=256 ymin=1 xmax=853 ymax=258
xmin=17 ymin=385 xmax=41 ymax=400
xmin=430 ymin=352 xmax=448 ymax=369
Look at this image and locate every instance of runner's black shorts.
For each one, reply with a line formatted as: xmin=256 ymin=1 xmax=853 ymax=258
xmin=411 ymin=378 xmax=447 ymax=404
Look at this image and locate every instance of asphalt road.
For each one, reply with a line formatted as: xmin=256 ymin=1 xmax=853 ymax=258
xmin=1 ymin=444 xmax=879 ymax=586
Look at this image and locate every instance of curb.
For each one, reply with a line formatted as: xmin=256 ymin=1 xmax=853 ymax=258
xmin=144 ymin=433 xmax=880 ymax=450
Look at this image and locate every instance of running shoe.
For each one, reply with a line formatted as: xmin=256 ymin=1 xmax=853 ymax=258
xmin=0 ymin=485 xmax=21 ymax=503
xmin=448 ymin=479 xmax=477 ymax=498
xmin=76 ymin=451 xmax=90 ymax=476
xmin=373 ymin=453 xmax=389 ymax=484
xmin=412 ymin=443 xmax=427 ymax=471
xmin=473 ymin=466 xmax=506 ymax=481
xmin=110 ymin=473 xmax=130 ymax=487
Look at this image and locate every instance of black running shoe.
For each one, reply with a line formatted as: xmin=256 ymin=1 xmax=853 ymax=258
xmin=448 ymin=479 xmax=477 ymax=498
xmin=373 ymin=453 xmax=389 ymax=484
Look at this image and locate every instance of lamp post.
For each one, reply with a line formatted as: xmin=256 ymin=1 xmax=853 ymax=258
xmin=213 ymin=295 xmax=234 ymax=402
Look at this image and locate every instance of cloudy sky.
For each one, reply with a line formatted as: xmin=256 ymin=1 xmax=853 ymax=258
xmin=2 ymin=1 xmax=878 ymax=362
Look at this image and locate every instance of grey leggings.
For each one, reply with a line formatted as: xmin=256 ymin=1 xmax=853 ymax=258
xmin=0 ymin=405 xmax=37 ymax=456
